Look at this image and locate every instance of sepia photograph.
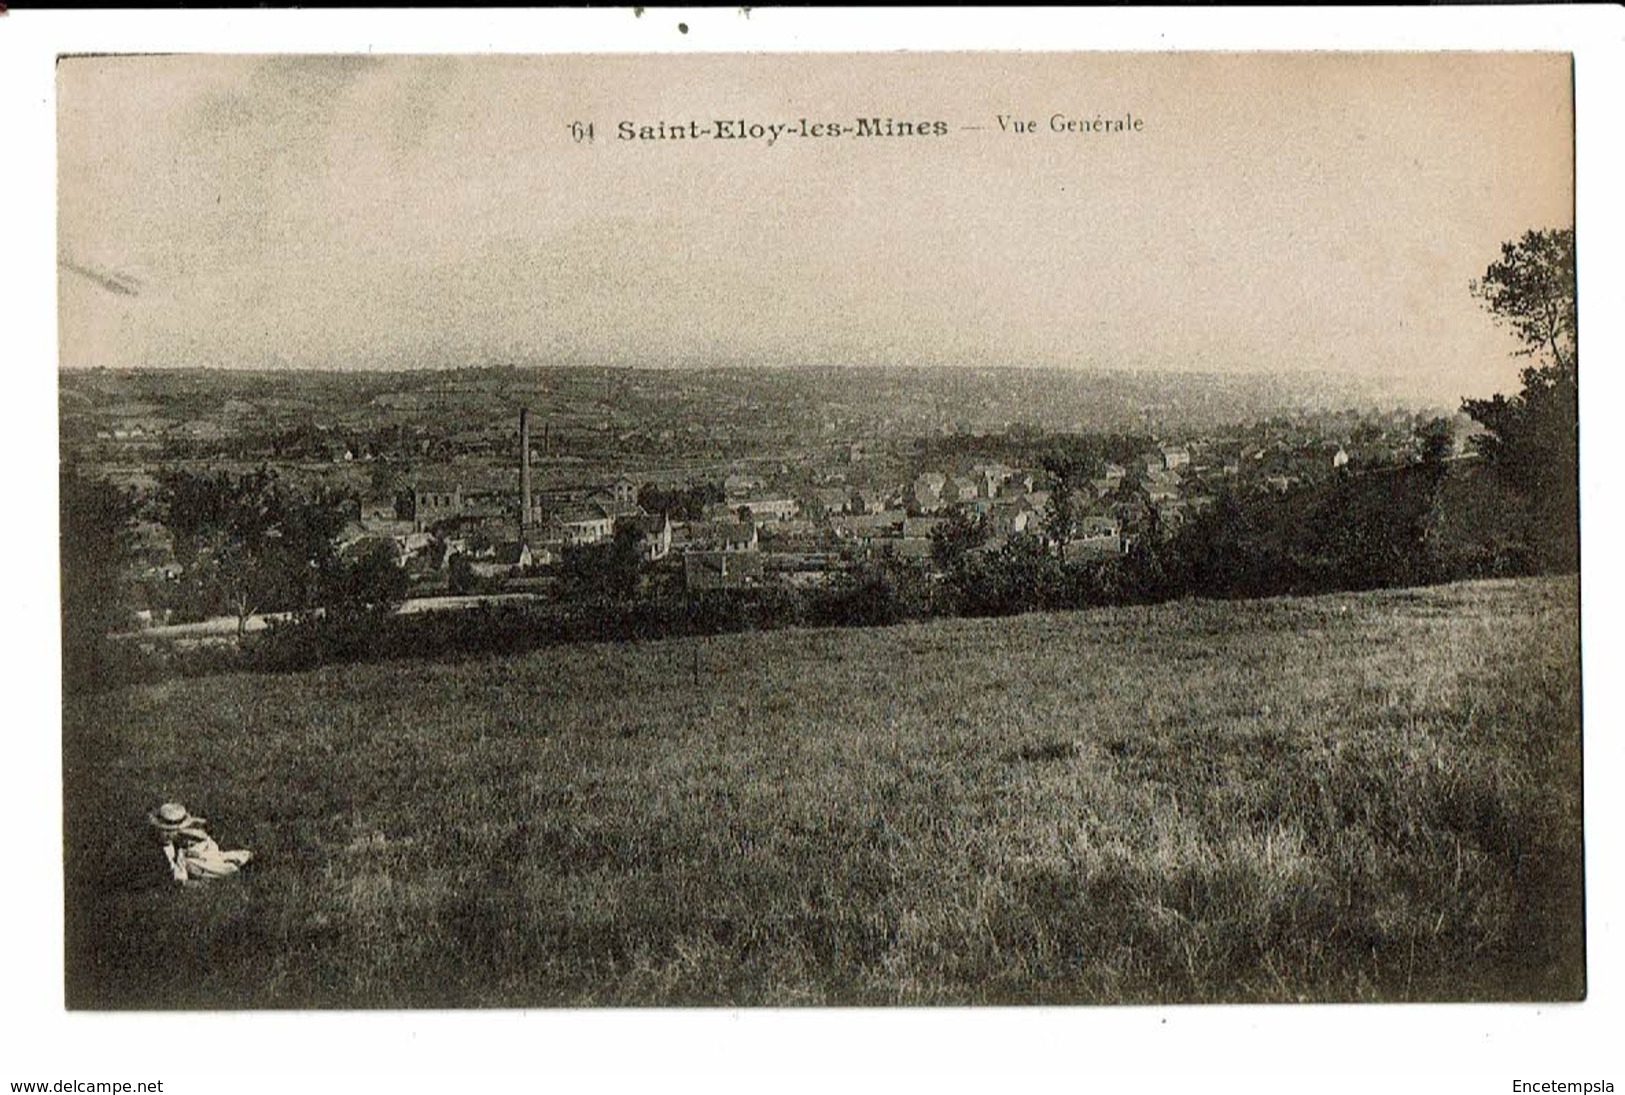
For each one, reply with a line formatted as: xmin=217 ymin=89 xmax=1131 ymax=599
xmin=9 ymin=6 xmax=1624 ymax=1090
xmin=51 ymin=45 xmax=1587 ymax=1011
xmin=51 ymin=46 xmax=1585 ymax=1012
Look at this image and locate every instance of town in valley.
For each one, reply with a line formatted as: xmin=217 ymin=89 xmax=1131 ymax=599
xmin=60 ymin=362 xmax=1472 ymax=634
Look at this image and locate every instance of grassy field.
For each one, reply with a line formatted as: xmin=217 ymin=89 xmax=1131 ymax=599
xmin=62 ymin=576 xmax=1583 ymax=1007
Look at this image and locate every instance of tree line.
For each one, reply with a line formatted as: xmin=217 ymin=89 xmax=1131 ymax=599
xmin=59 ymin=465 xmax=407 ymax=690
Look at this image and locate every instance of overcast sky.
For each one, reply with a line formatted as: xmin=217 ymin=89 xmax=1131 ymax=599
xmin=57 ymin=52 xmax=1573 ymax=401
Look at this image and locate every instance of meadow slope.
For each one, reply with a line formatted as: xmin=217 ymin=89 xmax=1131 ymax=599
xmin=62 ymin=576 xmax=1583 ymax=1007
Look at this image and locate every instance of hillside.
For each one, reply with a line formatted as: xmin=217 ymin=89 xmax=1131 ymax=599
xmin=62 ymin=576 xmax=1582 ymax=1007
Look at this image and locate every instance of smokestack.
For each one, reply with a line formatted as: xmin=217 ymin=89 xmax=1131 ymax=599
xmin=520 ymin=406 xmax=532 ymax=544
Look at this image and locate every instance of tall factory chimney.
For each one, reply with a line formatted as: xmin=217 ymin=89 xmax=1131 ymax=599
xmin=519 ymin=406 xmax=532 ymax=545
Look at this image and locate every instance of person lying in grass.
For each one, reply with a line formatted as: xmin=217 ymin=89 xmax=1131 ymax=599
xmin=149 ymin=802 xmax=253 ymax=884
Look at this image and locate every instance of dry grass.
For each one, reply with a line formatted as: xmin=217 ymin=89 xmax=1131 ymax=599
xmin=62 ymin=576 xmax=1583 ymax=1007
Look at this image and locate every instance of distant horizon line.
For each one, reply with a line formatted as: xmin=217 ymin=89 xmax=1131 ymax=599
xmin=54 ymin=360 xmax=1431 ymax=384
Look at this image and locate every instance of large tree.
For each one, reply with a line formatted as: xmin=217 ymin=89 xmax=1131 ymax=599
xmin=1470 ymin=227 xmax=1576 ymax=376
xmin=1039 ymin=453 xmax=1096 ymax=553
xmin=327 ymin=539 xmax=409 ymax=621
xmin=157 ymin=467 xmax=352 ymax=636
xmin=559 ymin=524 xmax=643 ymax=600
xmin=1461 ymin=226 xmax=1578 ymax=571
xmin=929 ymin=508 xmax=990 ymax=570
xmin=59 ymin=468 xmax=137 ymax=689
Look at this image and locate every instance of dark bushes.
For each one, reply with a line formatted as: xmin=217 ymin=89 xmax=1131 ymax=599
xmin=240 ymin=588 xmax=827 ymax=674
xmin=117 ymin=457 xmax=1576 ymax=683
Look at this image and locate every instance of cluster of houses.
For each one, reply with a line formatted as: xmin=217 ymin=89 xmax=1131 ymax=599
xmin=119 ymin=407 xmax=1442 ymax=620
xmin=353 ymin=423 xmax=1373 ymax=594
xmin=369 ymin=449 xmax=1184 ymax=592
xmin=133 ymin=420 xmax=1380 ymax=603
xmin=136 ymin=395 xmax=1408 ymax=600
xmin=392 ymin=474 xmax=779 ymax=589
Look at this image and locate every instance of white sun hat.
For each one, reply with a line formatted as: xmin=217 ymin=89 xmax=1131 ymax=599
xmin=148 ymin=802 xmax=208 ymax=832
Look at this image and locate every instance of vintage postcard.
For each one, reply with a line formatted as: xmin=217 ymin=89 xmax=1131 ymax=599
xmin=55 ymin=48 xmax=1580 ymax=1009
xmin=20 ymin=11 xmax=1617 ymax=1088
